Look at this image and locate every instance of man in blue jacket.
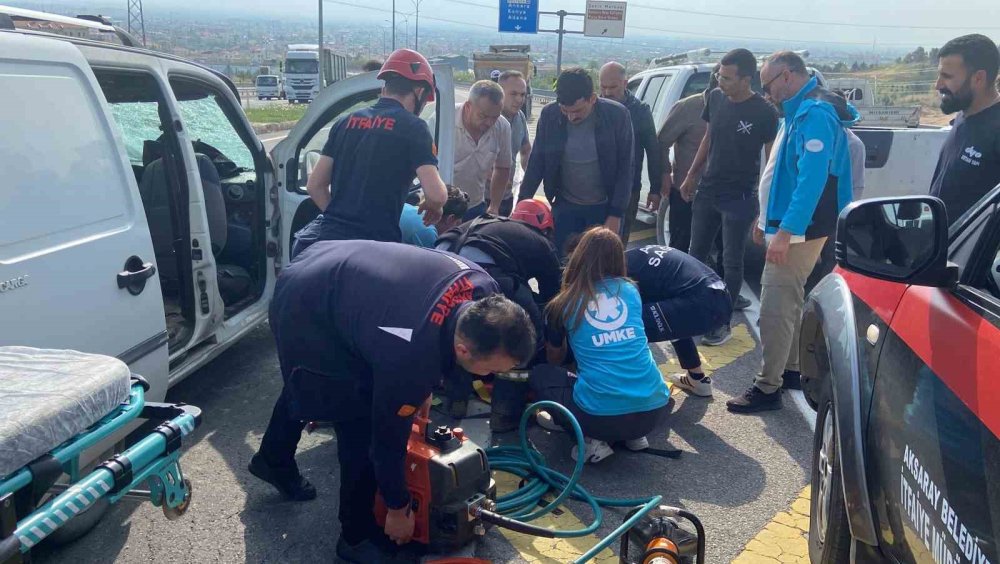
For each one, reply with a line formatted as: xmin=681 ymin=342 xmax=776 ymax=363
xmin=728 ymin=51 xmax=858 ymax=413
xmin=518 ymin=67 xmax=634 ymax=256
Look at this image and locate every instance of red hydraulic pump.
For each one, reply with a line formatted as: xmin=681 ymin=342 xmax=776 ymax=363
xmin=374 ymin=402 xmax=496 ymax=552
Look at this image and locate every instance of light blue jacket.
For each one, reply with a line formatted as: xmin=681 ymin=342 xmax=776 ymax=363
xmin=765 ymin=77 xmax=860 ymax=239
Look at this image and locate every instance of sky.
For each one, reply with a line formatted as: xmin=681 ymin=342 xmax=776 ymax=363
xmin=19 ymin=0 xmax=1000 ymax=51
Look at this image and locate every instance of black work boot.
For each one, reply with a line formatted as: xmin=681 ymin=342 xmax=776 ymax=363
xmin=726 ymin=385 xmax=782 ymax=413
xmin=781 ymin=370 xmax=802 ymax=390
xmin=248 ymin=454 xmax=317 ymax=501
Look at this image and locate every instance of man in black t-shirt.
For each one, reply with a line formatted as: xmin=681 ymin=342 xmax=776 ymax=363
xmin=627 ymin=245 xmax=732 ymax=397
xmin=929 ymin=34 xmax=1000 ymax=224
xmin=680 ymin=48 xmax=778 ymax=346
xmin=251 ymin=241 xmax=534 ymax=563
xmin=292 ymin=49 xmax=448 ymax=257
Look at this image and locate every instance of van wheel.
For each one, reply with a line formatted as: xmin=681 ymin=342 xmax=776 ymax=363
xmin=809 ymin=384 xmax=853 ymax=562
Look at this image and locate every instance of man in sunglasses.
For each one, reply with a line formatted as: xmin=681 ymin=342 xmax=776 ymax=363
xmin=730 ymin=50 xmax=858 ymax=414
xmin=679 ymin=48 xmax=779 ymax=347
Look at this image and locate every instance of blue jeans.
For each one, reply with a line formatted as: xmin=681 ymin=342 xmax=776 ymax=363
xmin=688 ymin=193 xmax=758 ymax=321
xmin=552 ymin=200 xmax=609 ymax=257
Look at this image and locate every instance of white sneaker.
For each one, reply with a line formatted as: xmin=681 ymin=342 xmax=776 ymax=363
xmin=535 ymin=410 xmax=564 ymax=432
xmin=667 ymin=372 xmax=713 ymax=397
xmin=571 ymin=438 xmax=614 ymax=463
xmin=625 ymin=436 xmax=649 ymax=451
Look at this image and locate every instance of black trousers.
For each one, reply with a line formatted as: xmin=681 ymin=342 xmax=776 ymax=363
xmin=529 ymin=364 xmax=669 ymax=443
xmin=621 ymin=188 xmax=642 ymax=244
xmin=258 ymin=386 xmax=380 ymax=545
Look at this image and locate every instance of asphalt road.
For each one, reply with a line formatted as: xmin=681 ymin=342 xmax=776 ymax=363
xmin=29 ymin=85 xmax=816 ymax=563
xmin=32 ymin=229 xmax=814 ymax=564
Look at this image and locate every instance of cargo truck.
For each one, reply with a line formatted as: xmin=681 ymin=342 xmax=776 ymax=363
xmin=472 ymin=44 xmax=537 ymax=118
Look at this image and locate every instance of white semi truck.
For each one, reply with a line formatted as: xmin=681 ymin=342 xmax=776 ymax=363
xmin=283 ymin=45 xmax=348 ymax=104
xmin=284 ymin=45 xmax=320 ymax=103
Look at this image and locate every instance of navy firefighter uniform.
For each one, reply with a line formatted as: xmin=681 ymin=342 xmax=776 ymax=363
xmin=626 ymin=245 xmax=732 ymax=370
xmin=254 ymin=240 xmax=499 ymax=546
xmin=292 ymin=98 xmax=439 ymax=257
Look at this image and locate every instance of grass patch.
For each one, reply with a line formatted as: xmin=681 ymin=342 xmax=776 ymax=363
xmin=244 ymin=104 xmax=308 ymax=124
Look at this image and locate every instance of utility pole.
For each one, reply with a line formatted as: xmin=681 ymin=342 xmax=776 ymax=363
xmin=392 ymin=0 xmax=396 ymax=50
xmin=126 ymin=0 xmax=146 ymax=46
xmin=539 ymin=10 xmax=584 ymax=76
xmin=318 ymin=0 xmax=324 ymax=87
xmin=412 ymin=0 xmax=423 ymax=51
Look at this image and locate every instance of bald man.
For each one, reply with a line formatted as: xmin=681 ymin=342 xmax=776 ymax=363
xmin=600 ymin=62 xmax=663 ymax=243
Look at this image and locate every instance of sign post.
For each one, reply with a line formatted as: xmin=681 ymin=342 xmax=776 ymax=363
xmin=584 ymin=0 xmax=626 ymax=38
xmin=498 ymin=0 xmax=539 ymax=34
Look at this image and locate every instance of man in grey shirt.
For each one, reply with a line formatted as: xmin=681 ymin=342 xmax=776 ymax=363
xmin=491 ymin=70 xmax=532 ymax=216
xmin=519 ymin=68 xmax=634 ymax=256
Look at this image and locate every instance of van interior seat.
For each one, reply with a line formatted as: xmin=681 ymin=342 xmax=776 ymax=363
xmin=137 ymin=142 xmax=252 ymax=306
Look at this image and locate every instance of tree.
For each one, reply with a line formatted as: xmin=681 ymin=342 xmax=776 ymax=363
xmin=851 ymin=61 xmax=860 ymax=72
xmin=929 ymin=47 xmax=941 ymax=64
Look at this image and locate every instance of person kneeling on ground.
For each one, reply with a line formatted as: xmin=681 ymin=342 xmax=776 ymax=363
xmin=250 ymin=240 xmax=535 ymax=563
xmin=626 ymin=244 xmax=732 ymax=397
xmin=435 ymin=199 xmax=562 ymax=423
xmin=533 ymin=226 xmax=671 ymax=463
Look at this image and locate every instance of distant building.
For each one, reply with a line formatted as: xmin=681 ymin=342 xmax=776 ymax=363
xmin=428 ymin=55 xmax=469 ymax=73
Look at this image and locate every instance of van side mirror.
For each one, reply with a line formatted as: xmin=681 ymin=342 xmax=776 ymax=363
xmin=835 ymin=196 xmax=957 ymax=287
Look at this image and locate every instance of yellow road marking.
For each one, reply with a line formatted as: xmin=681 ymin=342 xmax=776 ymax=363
xmin=628 ymin=228 xmax=657 ymax=243
xmin=732 ymin=487 xmax=811 ymax=563
xmin=657 ymin=323 xmax=756 ymax=380
xmin=493 ymin=472 xmax=618 ymax=563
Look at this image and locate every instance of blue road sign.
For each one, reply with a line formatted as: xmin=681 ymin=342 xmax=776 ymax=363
xmin=498 ymin=0 xmax=539 ymax=34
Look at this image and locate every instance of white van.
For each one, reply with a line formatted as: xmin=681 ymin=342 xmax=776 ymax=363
xmin=0 ymin=27 xmax=455 ymax=409
xmin=255 ymin=74 xmax=282 ymax=100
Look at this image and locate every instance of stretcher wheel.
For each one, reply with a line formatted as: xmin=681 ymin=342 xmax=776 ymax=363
xmin=161 ymin=479 xmax=192 ymax=521
xmin=48 ymin=497 xmax=110 ymax=545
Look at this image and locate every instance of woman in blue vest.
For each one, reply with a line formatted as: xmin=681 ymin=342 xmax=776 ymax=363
xmin=532 ymin=226 xmax=671 ymax=463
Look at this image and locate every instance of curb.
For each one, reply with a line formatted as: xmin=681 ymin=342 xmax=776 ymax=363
xmin=251 ymin=121 xmax=298 ymax=134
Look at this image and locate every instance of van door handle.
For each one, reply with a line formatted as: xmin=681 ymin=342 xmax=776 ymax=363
xmin=118 ymin=256 xmax=157 ymax=296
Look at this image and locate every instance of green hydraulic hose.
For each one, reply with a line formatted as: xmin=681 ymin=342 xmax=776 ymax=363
xmin=483 ymin=400 xmax=662 ymax=563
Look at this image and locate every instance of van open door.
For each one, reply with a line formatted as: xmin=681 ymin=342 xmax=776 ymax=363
xmin=269 ymin=65 xmax=455 ymax=266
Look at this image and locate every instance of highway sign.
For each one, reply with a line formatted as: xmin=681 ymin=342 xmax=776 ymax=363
xmin=584 ymin=0 xmax=627 ymax=38
xmin=498 ymin=0 xmax=539 ymax=34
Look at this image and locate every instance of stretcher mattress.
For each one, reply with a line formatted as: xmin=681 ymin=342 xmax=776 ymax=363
xmin=0 ymin=347 xmax=131 ymax=478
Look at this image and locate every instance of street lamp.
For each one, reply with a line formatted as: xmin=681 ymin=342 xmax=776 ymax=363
xmin=399 ymin=14 xmax=410 ymax=49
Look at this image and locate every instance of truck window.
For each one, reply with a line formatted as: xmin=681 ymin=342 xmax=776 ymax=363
xmin=287 ymin=59 xmax=318 ymax=75
xmin=681 ymin=72 xmax=710 ymax=99
xmin=256 ymin=76 xmax=278 ymax=87
xmin=627 ymin=77 xmax=642 ymax=95
xmin=640 ymin=75 xmax=668 ymax=107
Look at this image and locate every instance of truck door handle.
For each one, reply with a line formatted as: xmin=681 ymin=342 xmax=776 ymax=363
xmin=118 ymin=256 xmax=157 ymax=296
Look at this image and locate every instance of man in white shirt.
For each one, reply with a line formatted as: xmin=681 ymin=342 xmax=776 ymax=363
xmin=451 ymin=80 xmax=512 ymax=219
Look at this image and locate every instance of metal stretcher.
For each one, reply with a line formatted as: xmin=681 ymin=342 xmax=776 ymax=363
xmin=0 ymin=350 xmax=201 ymax=563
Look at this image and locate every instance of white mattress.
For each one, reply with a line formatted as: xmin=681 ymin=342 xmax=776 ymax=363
xmin=0 ymin=347 xmax=131 ymax=479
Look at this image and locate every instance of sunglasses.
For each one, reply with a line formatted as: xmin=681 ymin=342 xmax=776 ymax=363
xmin=761 ymin=69 xmax=786 ymax=96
